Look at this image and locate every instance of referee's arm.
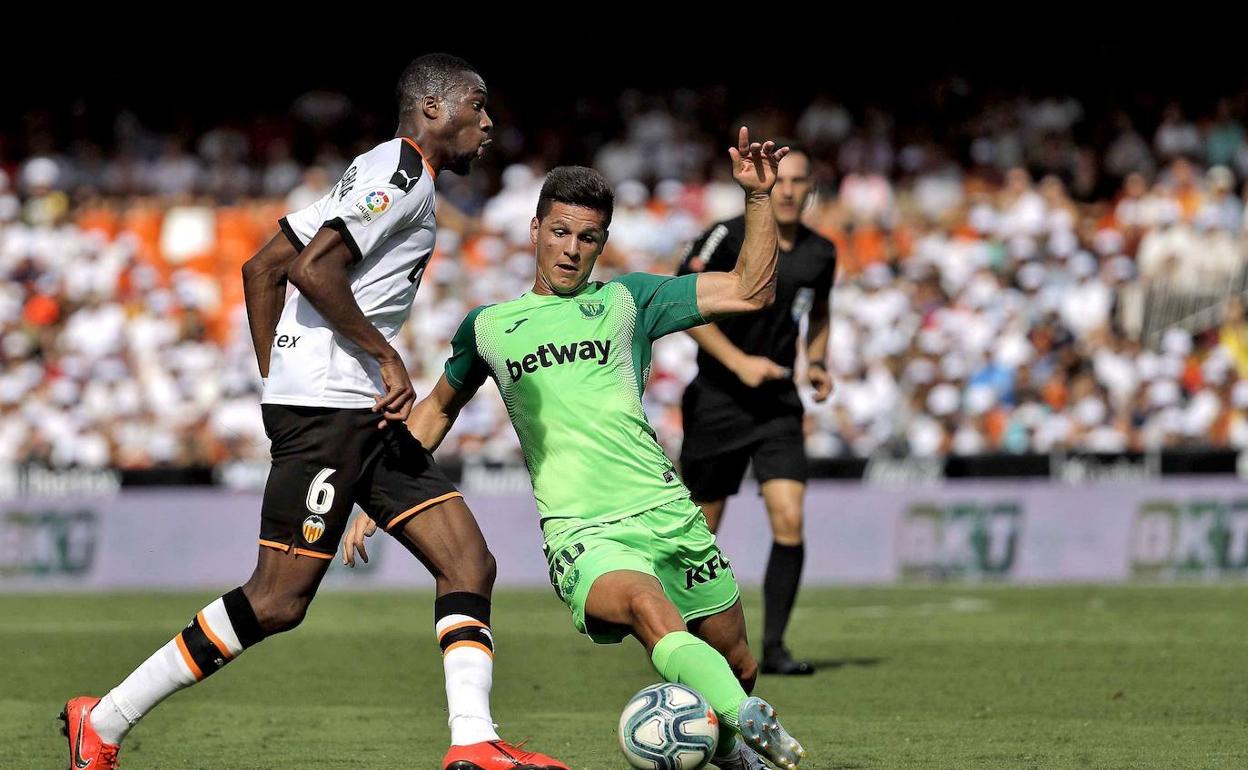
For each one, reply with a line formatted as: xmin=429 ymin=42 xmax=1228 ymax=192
xmin=679 ymin=221 xmax=787 ymax=387
xmin=805 ymin=246 xmax=837 ymax=401
xmin=805 ymin=287 xmax=833 ymax=401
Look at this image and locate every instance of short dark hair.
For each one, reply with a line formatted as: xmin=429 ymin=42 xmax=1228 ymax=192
xmin=536 ymin=166 xmax=614 ymax=227
xmin=774 ymin=139 xmax=810 ymax=166
xmin=396 ymin=54 xmax=479 ymax=114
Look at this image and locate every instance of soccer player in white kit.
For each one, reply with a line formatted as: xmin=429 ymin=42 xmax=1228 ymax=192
xmin=61 ymin=54 xmax=568 ymax=770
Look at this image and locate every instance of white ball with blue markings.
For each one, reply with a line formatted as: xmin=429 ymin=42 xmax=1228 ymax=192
xmin=618 ymin=682 xmax=719 ymax=770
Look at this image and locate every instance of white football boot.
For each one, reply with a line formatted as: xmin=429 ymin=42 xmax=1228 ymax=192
xmin=736 ymin=696 xmax=806 ymax=769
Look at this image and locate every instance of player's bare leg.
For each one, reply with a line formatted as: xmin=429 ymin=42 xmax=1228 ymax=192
xmin=690 ymin=599 xmax=757 ymax=695
xmin=759 ymin=479 xmax=813 ymax=676
xmin=698 ymin=498 xmax=728 ymax=533
xmin=242 ymin=545 xmax=335 ymax=632
xmin=393 ymin=496 xmax=496 ymax=596
xmin=586 ymin=570 xmax=804 ymax=768
xmin=585 ymin=570 xmax=687 ymax=651
xmin=63 ymin=546 xmax=330 ymax=768
xmin=388 ymin=498 xmax=568 ymax=770
xmin=692 ymin=600 xmax=803 ymax=770
xmin=690 ymin=601 xmax=765 ymax=770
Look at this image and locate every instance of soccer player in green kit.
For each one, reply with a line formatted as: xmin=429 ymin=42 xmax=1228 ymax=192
xmin=345 ymin=129 xmax=804 ymax=770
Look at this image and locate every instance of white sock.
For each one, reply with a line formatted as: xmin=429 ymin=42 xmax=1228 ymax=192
xmin=436 ymin=612 xmax=500 ymax=745
xmin=91 ymin=596 xmax=248 ymax=745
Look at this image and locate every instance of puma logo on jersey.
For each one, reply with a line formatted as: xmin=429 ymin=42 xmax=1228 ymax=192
xmin=504 ymin=318 xmax=529 ymax=334
xmin=505 ymin=339 xmax=611 ymax=382
xmin=390 ymin=167 xmax=421 ymax=192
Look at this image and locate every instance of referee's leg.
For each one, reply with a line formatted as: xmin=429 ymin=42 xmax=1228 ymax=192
xmin=760 ymin=479 xmax=804 ymax=546
xmin=755 ymin=435 xmax=814 ymax=675
xmin=699 ymin=498 xmax=728 ymax=532
xmin=681 ymin=445 xmax=751 ymax=533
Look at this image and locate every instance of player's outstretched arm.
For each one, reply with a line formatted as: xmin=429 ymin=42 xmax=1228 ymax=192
xmin=406 ymin=375 xmax=479 ymax=453
xmin=343 ymin=375 xmax=478 ymax=568
xmin=695 ymin=127 xmax=789 ymax=323
xmin=241 ymin=233 xmax=300 ymax=378
xmin=288 ymin=229 xmax=415 ymax=427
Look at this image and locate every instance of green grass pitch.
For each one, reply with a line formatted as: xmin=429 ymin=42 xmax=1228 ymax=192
xmin=2 ymin=586 xmax=1245 ymax=769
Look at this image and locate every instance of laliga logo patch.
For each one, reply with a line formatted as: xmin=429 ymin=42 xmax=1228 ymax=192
xmin=354 ymin=189 xmax=392 ymax=226
xmin=302 ymin=515 xmax=326 ymax=544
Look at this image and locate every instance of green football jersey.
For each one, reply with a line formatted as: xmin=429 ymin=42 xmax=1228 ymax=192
xmin=445 ymin=273 xmax=705 ymax=524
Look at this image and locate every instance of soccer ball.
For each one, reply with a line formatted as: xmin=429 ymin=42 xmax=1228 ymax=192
xmin=618 ymin=682 xmax=719 ymax=770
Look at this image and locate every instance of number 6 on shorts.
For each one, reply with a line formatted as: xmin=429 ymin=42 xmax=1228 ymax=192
xmin=305 ymin=468 xmax=336 ymax=514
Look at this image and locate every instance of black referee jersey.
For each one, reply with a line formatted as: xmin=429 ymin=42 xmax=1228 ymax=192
xmin=677 ymin=215 xmax=837 ymax=458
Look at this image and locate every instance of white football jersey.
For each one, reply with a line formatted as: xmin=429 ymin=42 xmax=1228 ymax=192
xmin=263 ymin=137 xmax=437 ymax=408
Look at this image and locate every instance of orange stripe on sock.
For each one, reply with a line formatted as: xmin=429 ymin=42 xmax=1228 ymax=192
xmin=444 ymin=640 xmax=493 ymax=658
xmin=175 ymin=632 xmax=204 ymax=680
xmin=196 ymin=612 xmax=235 ymax=661
xmin=437 ymin=619 xmax=487 ymax=643
xmin=386 ymin=492 xmax=464 ymax=532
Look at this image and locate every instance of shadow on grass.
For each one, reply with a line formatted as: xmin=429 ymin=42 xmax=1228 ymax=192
xmin=801 ymin=656 xmax=885 ymax=670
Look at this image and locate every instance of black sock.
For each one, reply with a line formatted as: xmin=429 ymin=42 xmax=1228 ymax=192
xmin=762 ymin=542 xmax=804 ymax=654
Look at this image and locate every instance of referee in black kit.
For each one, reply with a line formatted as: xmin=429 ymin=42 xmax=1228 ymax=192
xmin=677 ymin=143 xmax=835 ymax=675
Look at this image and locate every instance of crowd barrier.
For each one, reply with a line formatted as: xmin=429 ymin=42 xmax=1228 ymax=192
xmin=1 ymin=478 xmax=1245 ymax=591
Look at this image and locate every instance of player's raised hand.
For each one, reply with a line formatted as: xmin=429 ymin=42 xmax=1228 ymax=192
xmin=729 ymin=126 xmax=790 ymax=196
xmin=373 ymin=353 xmax=416 ymax=429
xmin=342 ymin=511 xmax=378 ymax=567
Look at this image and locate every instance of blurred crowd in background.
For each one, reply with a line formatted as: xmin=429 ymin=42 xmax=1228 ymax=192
xmin=3 ymin=84 xmax=1248 ymax=470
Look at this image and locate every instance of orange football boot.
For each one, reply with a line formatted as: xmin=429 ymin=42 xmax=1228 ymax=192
xmin=443 ymin=739 xmax=570 ymax=770
xmin=59 ymin=696 xmax=121 ymax=769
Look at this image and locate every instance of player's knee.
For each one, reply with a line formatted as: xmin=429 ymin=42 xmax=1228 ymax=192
xmin=770 ymin=506 xmax=804 ymax=542
xmin=442 ymin=546 xmax=496 ymax=595
xmin=480 ymin=548 xmax=498 ymax=589
xmin=627 ymin=590 xmax=680 ymax=632
xmin=249 ymin=594 xmax=311 ymax=635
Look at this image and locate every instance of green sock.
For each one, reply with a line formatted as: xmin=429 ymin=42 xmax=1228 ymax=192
xmin=650 ymin=631 xmax=747 ymax=737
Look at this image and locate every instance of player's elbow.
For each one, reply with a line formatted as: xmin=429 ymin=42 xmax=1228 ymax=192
xmin=242 ymin=250 xmax=286 ymax=286
xmin=754 ymin=281 xmax=778 ymax=310
xmin=286 ymin=256 xmax=319 ymax=295
xmin=738 ymin=275 xmax=777 ymax=313
xmin=243 ymin=237 xmax=297 ymax=285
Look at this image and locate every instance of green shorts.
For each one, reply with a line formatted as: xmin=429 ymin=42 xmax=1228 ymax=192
xmin=541 ymin=497 xmax=741 ymax=644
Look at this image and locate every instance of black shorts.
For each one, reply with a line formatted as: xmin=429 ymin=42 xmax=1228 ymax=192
xmin=679 ymin=425 xmax=807 ymax=502
xmin=259 ymin=404 xmax=461 ymax=559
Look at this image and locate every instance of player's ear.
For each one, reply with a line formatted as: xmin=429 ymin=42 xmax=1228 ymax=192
xmin=530 ymin=216 xmax=540 ymax=246
xmin=422 ymin=94 xmax=441 ymax=121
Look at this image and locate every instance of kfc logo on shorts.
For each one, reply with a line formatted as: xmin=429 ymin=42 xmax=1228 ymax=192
xmin=302 ymin=515 xmax=326 ymax=544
